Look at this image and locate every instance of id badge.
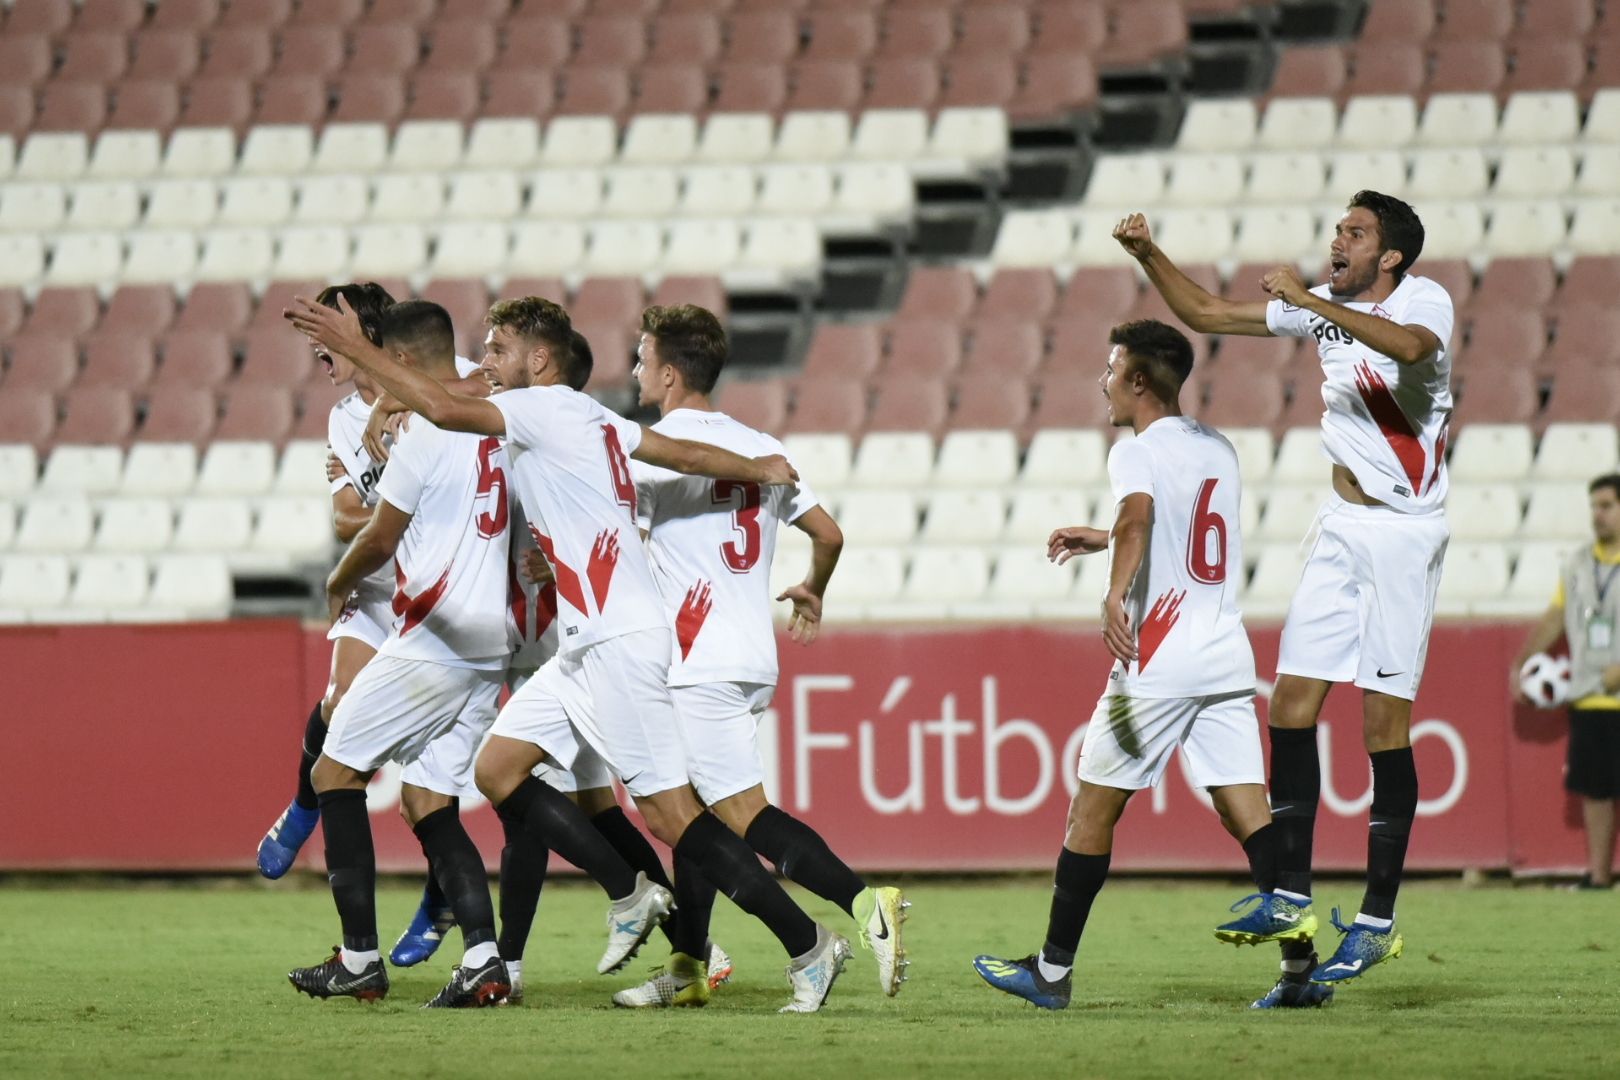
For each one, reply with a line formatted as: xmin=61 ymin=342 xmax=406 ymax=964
xmin=1589 ymin=615 xmax=1614 ymax=651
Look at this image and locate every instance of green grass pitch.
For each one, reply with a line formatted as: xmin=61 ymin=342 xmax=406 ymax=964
xmin=1 ymin=876 xmax=1615 ymax=1079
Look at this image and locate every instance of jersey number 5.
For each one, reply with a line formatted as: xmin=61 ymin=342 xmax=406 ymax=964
xmin=475 ymin=436 xmax=508 ymax=540
xmin=1186 ymin=478 xmax=1227 ymax=584
xmin=712 ymin=480 xmax=761 ymax=572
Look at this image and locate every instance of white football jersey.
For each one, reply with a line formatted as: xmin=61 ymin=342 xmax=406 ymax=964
xmin=328 ymin=392 xmax=395 ymax=604
xmin=633 ymin=408 xmax=818 ymax=687
xmin=490 ymin=384 xmax=668 ymax=656
xmin=1267 ymin=274 xmax=1455 ymax=514
xmin=506 ymin=486 xmax=560 ymax=672
xmin=373 ymin=418 xmax=512 ymax=669
xmin=1103 ymin=416 xmax=1256 ymax=698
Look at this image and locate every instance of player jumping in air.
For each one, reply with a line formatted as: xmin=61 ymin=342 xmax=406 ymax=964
xmin=1114 ymin=192 xmax=1453 ymax=1003
xmin=974 ymin=320 xmax=1291 ymax=1010
xmin=611 ymin=304 xmax=907 ymax=1008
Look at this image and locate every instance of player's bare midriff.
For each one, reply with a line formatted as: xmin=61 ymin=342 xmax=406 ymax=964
xmin=1332 ymin=464 xmax=1385 ymax=507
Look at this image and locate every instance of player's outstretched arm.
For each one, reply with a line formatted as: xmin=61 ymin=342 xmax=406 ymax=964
xmin=780 ymin=505 xmax=843 ymax=645
xmin=1114 ymin=213 xmax=1272 ymax=336
xmin=1102 ymin=493 xmax=1153 ymax=663
xmin=1261 ymin=265 xmax=1441 ymax=365
xmin=326 ymin=500 xmax=411 ymax=623
xmin=1510 ymin=600 xmax=1567 ymax=705
xmin=1048 ymin=525 xmax=1109 ymax=564
xmin=286 ymin=295 xmax=506 ymax=437
xmin=632 ymin=428 xmax=800 ymax=487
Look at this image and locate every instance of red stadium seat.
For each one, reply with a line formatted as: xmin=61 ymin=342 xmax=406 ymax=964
xmin=291 ymin=380 xmax=344 ymax=440
xmin=724 ymin=12 xmax=800 ymax=63
xmin=1519 ymin=0 xmax=1597 ymax=37
xmin=0 ymin=36 xmax=54 ymax=88
xmin=74 ymin=0 xmax=145 ymax=34
xmin=716 ymin=378 xmax=789 ymax=434
xmin=155 ymin=330 xmax=233 ymax=388
xmin=956 ymin=7 xmax=1031 ymax=56
xmin=25 ymin=288 xmax=101 ymax=338
xmin=273 ymin=26 xmax=346 ymax=78
xmin=179 ymin=75 xmax=253 ymax=130
xmin=1224 ymin=263 xmax=1285 ymax=304
xmin=150 ymin=0 xmax=221 ymax=32
xmin=1199 ymin=370 xmax=1286 ymax=430
xmin=802 ymin=323 xmax=883 ymax=380
xmin=1459 ymin=309 xmax=1546 ymax=370
xmin=35 ymin=81 xmax=109 ymax=133
xmin=786 ymin=60 xmax=864 ymax=112
xmin=0 ymin=289 xmax=25 ymax=340
xmin=252 ymin=282 xmax=327 ymax=333
xmin=1358 ymin=0 xmax=1436 ymax=45
xmin=1096 ymin=0 xmax=1186 ymax=68
xmin=1009 ymin=53 xmax=1099 ymax=119
xmin=1025 ymin=373 xmax=1109 ymax=435
xmin=1503 ymin=40 xmax=1587 ymax=95
xmin=407 ymin=71 xmax=480 ymax=121
xmin=214 ymin=385 xmax=294 ymax=443
xmin=1267 ymin=45 xmax=1347 ymax=99
xmin=1584 ymin=38 xmax=1620 ymax=103
xmin=175 ymin=284 xmax=253 ymax=335
xmin=650 ymin=275 xmax=728 ymax=318
xmin=556 ymin=66 xmax=632 ymax=118
xmin=877 ymin=8 xmax=950 ymax=58
xmin=1060 ymin=267 xmax=1140 ymax=320
xmin=218 ymin=0 xmax=291 ymax=30
xmin=1450 ymin=363 xmax=1538 ymax=426
xmin=633 ymin=63 xmax=710 ymax=115
xmin=785 ymin=377 xmax=867 ymax=436
xmin=1539 ymin=309 xmax=1620 ymax=371
xmin=4 ymin=335 xmax=79 ymax=394
xmin=979 ymin=269 xmax=1059 ymax=322
xmin=129 ymin=31 xmax=202 ymax=82
xmin=1214 ymin=335 xmax=1298 ymax=374
xmin=348 ymin=24 xmax=422 ymax=75
xmin=197 ymin=27 xmax=275 ymax=80
xmin=1540 ymin=367 xmax=1620 ymax=428
xmin=574 ymin=16 xmax=650 ymax=67
xmin=138 ymin=385 xmax=218 ymax=442
xmin=0 ymin=389 xmax=58 ymax=452
xmin=1277 ymin=361 xmax=1327 ymax=434
xmin=6 ymin=0 xmax=75 ymax=38
xmin=79 ymin=334 xmax=155 ymax=390
xmin=885 ymin=321 xmax=962 ymax=378
xmin=253 ymin=75 xmax=329 ymax=126
xmin=55 ymin=32 xmax=130 ymax=84
xmin=102 ymin=287 xmax=177 ymax=339
xmin=950 ymin=371 xmax=1031 ymax=431
xmin=648 ymin=13 xmax=724 ymax=64
xmin=1416 ymin=259 xmax=1474 ymax=309
xmin=496 ymin=18 xmax=573 ymax=70
xmin=1344 ymin=44 xmax=1426 ymax=99
xmin=1427 ymin=41 xmax=1506 ymax=95
xmin=1045 ymin=313 xmax=1122 ymax=376
xmin=419 ymin=279 xmax=492 ymax=358
xmin=0 ymin=87 xmax=30 ymax=139
xmin=571 ymin=277 xmax=646 ymax=327
xmin=480 ymin=70 xmax=556 ymax=119
xmin=422 ymin=21 xmax=498 ymax=72
xmin=238 ymin=329 xmax=319 ymax=387
xmin=963 ymin=318 xmax=1043 ymax=377
xmin=363 ymin=0 xmax=437 ymax=26
xmin=863 ymin=57 xmax=939 ymax=109
xmin=710 ymin=63 xmax=787 ymax=115
xmin=497 ymin=277 xmax=569 ymax=305
xmin=1027 ymin=2 xmax=1107 ymax=56
xmin=897 ymin=267 xmax=978 ymax=323
xmin=1432 ymin=0 xmax=1514 ymax=41
xmin=55 ymin=386 xmax=135 ymax=445
xmin=867 ymin=373 xmax=948 ymax=434
xmin=331 ymin=75 xmax=407 ymax=124
xmin=1552 ymin=257 xmax=1620 ymax=315
xmin=573 ymin=319 xmax=633 ymax=388
xmin=107 ymin=80 xmax=182 ymax=132
xmin=940 ymin=55 xmax=1018 ymax=109
xmin=287 ymin=0 xmax=363 ymax=27
xmin=1469 ymin=258 xmax=1557 ymax=314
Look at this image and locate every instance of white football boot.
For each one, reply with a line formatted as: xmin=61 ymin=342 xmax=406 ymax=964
xmin=598 ymin=872 xmax=673 ymax=974
xmin=780 ymin=924 xmax=852 ymax=1013
xmin=707 ymin=941 xmax=734 ymax=988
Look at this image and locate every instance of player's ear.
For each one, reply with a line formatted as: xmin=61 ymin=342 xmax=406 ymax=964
xmin=1379 ymin=248 xmax=1403 ymax=274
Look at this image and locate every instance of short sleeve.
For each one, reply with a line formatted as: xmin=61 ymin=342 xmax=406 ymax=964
xmin=1399 ymin=278 xmax=1456 ymax=353
xmin=490 ymin=387 xmax=551 ymax=451
xmin=1265 ymin=297 xmax=1313 ymax=338
xmin=631 ymin=458 xmax=657 ymax=532
xmin=782 ymin=478 xmax=819 ymax=523
xmin=609 ymin=412 xmax=643 ymax=456
xmin=454 ymin=356 xmax=479 ymax=378
xmin=375 ymin=427 xmax=428 ymax=514
xmin=1107 ymin=437 xmax=1155 ymax=503
xmin=326 ymin=408 xmax=357 ymax=495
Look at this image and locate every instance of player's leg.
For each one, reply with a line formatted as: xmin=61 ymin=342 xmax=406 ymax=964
xmin=257 ymin=635 xmax=376 ymax=878
xmin=1565 ymin=709 xmax=1619 ymax=888
xmin=576 ymin=781 xmax=690 ymax=949
xmin=1582 ymin=800 xmax=1617 ymax=888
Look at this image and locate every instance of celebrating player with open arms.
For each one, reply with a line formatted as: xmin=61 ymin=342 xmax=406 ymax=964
xmin=1114 ymin=192 xmax=1454 ymax=999
xmin=974 ymin=321 xmax=1291 ymax=1010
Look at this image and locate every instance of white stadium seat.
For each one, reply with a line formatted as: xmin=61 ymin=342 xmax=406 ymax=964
xmin=0 ymin=183 xmax=66 ymax=232
xmin=1407 ymin=148 xmax=1489 ymax=201
xmin=1533 ymin=424 xmax=1619 ymax=481
xmin=1258 ymin=98 xmax=1338 ymax=151
xmin=273 ymin=226 xmax=352 ymax=280
xmin=1565 ymin=199 xmax=1620 ymax=254
xmin=898 ymin=546 xmax=989 ymax=614
xmin=1520 ymin=484 xmax=1592 ymax=540
xmin=1153 ymin=208 xmax=1232 ymax=263
xmin=620 ymin=114 xmax=699 ymax=165
xmin=1177 ymin=99 xmax=1258 ymax=152
xmin=1498 ymin=92 xmax=1581 ymax=146
xmin=1445 ymin=484 xmax=1523 ymax=541
xmin=851 ymin=432 xmax=934 ymax=489
xmin=1002 ymin=489 xmax=1092 ymax=544
xmin=0 ymin=554 xmax=71 ymax=612
xmin=16 ymin=132 xmax=89 ymax=181
xmin=93 ymin=499 xmax=174 ymax=553
xmin=1413 ymin=202 xmax=1485 ymax=259
xmin=851 ymin=109 xmax=930 ymax=161
xmin=1495 ymin=147 xmax=1576 ymax=198
xmin=527 ymin=168 xmax=603 ymax=219
xmin=584 ymin=220 xmax=663 ymax=275
xmin=698 ymin=113 xmax=774 ymax=164
xmin=162 ymin=127 xmax=236 ymax=178
xmin=1021 ymin=429 xmax=1107 ymax=487
xmin=508 ymin=222 xmax=584 ymax=276
xmin=541 ymin=116 xmax=618 ymax=168
xmin=836 ymin=491 xmax=919 ymax=544
xmin=66 ymin=181 xmax=141 ymax=231
xmin=145 ymin=179 xmax=219 ymax=229
xmin=68 ymin=554 xmax=150 ymax=617
xmin=196 ymin=442 xmax=278 ymax=497
xmin=1257 ymin=486 xmax=1330 ymax=543
xmin=920 ymin=490 xmax=1006 ymax=544
xmin=311 ymin=123 xmax=389 ymax=175
xmin=924 ymin=108 xmax=1009 ymax=174
xmin=991 ymin=209 xmax=1074 ymax=267
xmin=0 ymin=134 xmax=13 ymax=180
xmin=775 ymin=111 xmax=850 ymax=162
xmin=681 ymin=165 xmax=758 ymax=217
xmin=1449 ymin=424 xmax=1534 ymax=482
xmin=1585 ymin=89 xmax=1620 ymax=143
xmin=389 ymin=120 xmax=465 ymax=173
xmin=832 ymin=163 xmax=913 ymax=224
xmin=768 ymin=545 xmax=811 ymax=615
xmin=1164 ymin=153 xmax=1245 ymax=207
xmin=294 ymin=175 xmax=370 ymax=225
xmin=662 ymin=219 xmax=740 ymax=275
xmin=238 ymin=125 xmax=314 ymax=176
xmin=250 ymin=497 xmax=333 ymax=560
xmin=1575 ymin=146 xmax=1620 ymax=197
xmin=370 ymin=174 xmax=447 ymax=223
xmin=1245 ymin=151 xmax=1325 ymax=204
xmin=1223 ymin=428 xmax=1274 ymax=485
xmin=122 ymin=230 xmax=199 ymax=284
xmin=780 ymin=433 xmax=852 ymax=492
xmin=934 ymin=430 xmax=1019 ymax=488
xmin=1416 ymin=93 xmax=1498 ymax=148
xmin=1072 ymin=543 xmax=1112 ymax=605
xmin=1233 ymin=206 xmax=1315 ymax=263
xmin=88 ymin=130 xmax=162 ymax=180
xmin=276 ymin=441 xmax=334 ymax=496
xmin=1244 ymin=543 xmax=1310 ymax=610
xmin=0 ymin=235 xmax=45 ymax=286
xmin=821 ymin=546 xmax=904 ymax=616
xmin=121 ymin=443 xmax=197 ymax=497
xmin=15 ymin=497 xmax=94 ymax=552
xmin=45 ymin=233 xmax=122 ymax=286
xmin=758 ymin=164 xmax=833 ymax=216
xmin=430 ymin=222 xmax=510 ymax=278
xmin=731 ymin=218 xmax=820 ymax=287
xmin=146 ymin=553 xmax=233 ymax=620
xmin=1337 ymin=95 xmax=1417 ymax=149
xmin=466 ymin=118 xmax=541 ymax=171
xmin=1503 ymin=542 xmax=1570 ymax=606
xmin=1486 ymin=201 xmax=1569 ymax=257
xmin=0 ymin=502 xmax=13 ymax=549
xmin=985 ymin=546 xmax=1078 ymax=602
xmin=1324 ymin=150 xmax=1407 ymax=201
xmin=1436 ymin=543 xmax=1510 ymax=613
xmin=196 ymin=228 xmax=274 ymax=281
xmin=1083 ymin=154 xmax=1165 ymax=207
xmin=218 ymin=177 xmax=293 ymax=228
xmin=349 ymin=223 xmax=428 ymax=277
xmin=602 ymin=167 xmax=680 ymax=218
xmin=445 ymin=172 xmax=521 ymax=221
xmin=0 ymin=445 xmax=39 ymax=499
xmin=40 ymin=446 xmax=123 ymax=496
xmin=172 ymin=497 xmax=253 ymax=553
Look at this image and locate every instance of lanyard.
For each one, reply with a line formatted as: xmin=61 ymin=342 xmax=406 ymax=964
xmin=1594 ymin=556 xmax=1620 ymax=605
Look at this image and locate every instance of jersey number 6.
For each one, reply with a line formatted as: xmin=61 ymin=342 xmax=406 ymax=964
xmin=1186 ymin=477 xmax=1227 ymax=584
xmin=712 ymin=480 xmax=761 ymax=572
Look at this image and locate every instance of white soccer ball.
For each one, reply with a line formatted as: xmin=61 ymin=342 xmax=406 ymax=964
xmin=1519 ymin=652 xmax=1572 ymax=708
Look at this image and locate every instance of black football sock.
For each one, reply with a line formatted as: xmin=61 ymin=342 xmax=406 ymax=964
xmin=1242 ymin=822 xmax=1281 ymax=894
xmin=1268 ymin=725 xmax=1320 ymax=899
xmin=670 ymin=851 xmax=718 ymax=959
xmin=1360 ymin=746 xmax=1419 ymax=922
xmin=590 ymin=805 xmax=683 ymax=945
xmin=317 ymin=788 xmax=377 ymax=953
xmin=413 ymin=805 xmax=497 ymax=950
xmin=673 ymin=811 xmax=818 ymax=958
xmin=496 ymin=810 xmax=549 ymax=964
xmin=1041 ymin=848 xmax=1109 ymax=971
xmin=745 ymin=805 xmax=866 ymax=916
xmin=294 ymin=702 xmax=326 ymax=811
xmin=493 ymin=776 xmax=637 ymax=900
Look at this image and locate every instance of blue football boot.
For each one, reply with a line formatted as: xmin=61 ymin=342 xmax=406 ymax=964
xmin=1250 ymin=951 xmax=1334 ymax=1009
xmin=972 ymin=954 xmax=1071 ymax=1010
xmin=1214 ymin=893 xmax=1319 ymax=946
xmin=257 ymin=801 xmax=320 ymax=879
xmin=390 ymin=884 xmax=458 ymax=967
xmin=1311 ymin=908 xmax=1403 ymax=983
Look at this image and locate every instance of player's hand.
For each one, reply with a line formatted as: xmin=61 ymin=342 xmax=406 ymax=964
xmin=1048 ymin=526 xmax=1109 ymax=564
xmin=778 ymin=583 xmax=823 ymax=644
xmin=326 ymin=587 xmax=350 ymax=626
xmin=753 ymin=454 xmax=800 ymax=487
xmin=1112 ymin=213 xmax=1154 ymax=259
xmin=286 ymin=294 xmax=368 ymax=362
xmin=1262 ymin=265 xmax=1312 ymax=306
xmin=522 ymin=549 xmax=555 ymax=586
xmin=1103 ymin=593 xmax=1137 ymax=664
xmin=363 ymin=404 xmax=392 ymax=462
xmin=325 ymin=451 xmax=347 ymax=483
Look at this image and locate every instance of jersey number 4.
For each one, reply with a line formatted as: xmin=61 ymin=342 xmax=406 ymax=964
xmin=712 ymin=480 xmax=761 ymax=572
xmin=602 ymin=424 xmax=637 ymax=517
xmin=1186 ymin=478 xmax=1227 ymax=584
xmin=475 ymin=436 xmax=509 ymax=540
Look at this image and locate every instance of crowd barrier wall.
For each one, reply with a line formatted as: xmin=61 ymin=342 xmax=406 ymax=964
xmin=0 ymin=621 xmax=1589 ymax=876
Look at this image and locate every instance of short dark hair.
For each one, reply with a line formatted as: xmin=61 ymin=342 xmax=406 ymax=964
xmin=640 ymin=304 xmax=728 ymax=395
xmin=1590 ymin=474 xmax=1620 ymax=501
xmin=487 ymin=296 xmax=580 ymax=385
xmin=1347 ymin=190 xmax=1425 ymax=280
xmin=564 ymin=327 xmax=593 ymax=392
xmin=378 ymin=300 xmax=456 ymax=370
xmin=315 ymin=282 xmax=394 ymax=346
xmin=1109 ymin=319 xmax=1194 ymax=403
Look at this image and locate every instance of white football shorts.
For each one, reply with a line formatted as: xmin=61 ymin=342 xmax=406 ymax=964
xmin=672 ymin=681 xmax=775 ymax=805
xmin=327 ymin=580 xmax=394 ymax=650
xmin=490 ymin=628 xmax=688 ymax=798
xmin=1276 ymin=495 xmax=1449 ymax=701
xmin=1077 ymin=690 xmax=1264 ymax=791
xmin=324 ymin=655 xmax=504 ymax=795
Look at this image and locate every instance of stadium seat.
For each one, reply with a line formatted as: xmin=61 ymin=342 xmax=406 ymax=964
xmin=1233 ymin=206 xmax=1316 ymax=264
xmin=1435 ymin=543 xmax=1510 ymax=613
xmin=1498 ymin=91 xmax=1581 ymax=146
xmin=1495 ymin=147 xmax=1576 ymax=198
xmin=144 ymin=552 xmax=233 ymax=619
xmin=962 ymin=319 xmax=1042 ymax=377
xmin=92 ymin=496 xmax=174 ymax=552
xmin=731 ymin=218 xmax=820 ymax=288
xmin=214 ymin=386 xmax=294 ymax=444
xmin=1338 ymin=95 xmax=1418 ymax=149
xmin=0 ymin=554 xmax=71 ymax=615
xmin=1486 ymin=201 xmax=1569 ymax=257
xmin=87 ymin=130 xmax=163 ymax=180
xmin=620 ymin=114 xmax=699 ymax=165
xmin=1445 ymin=483 xmax=1523 ymax=541
xmin=1164 ymin=153 xmax=1244 ymax=207
xmin=1449 ymin=424 xmax=1534 ymax=483
xmin=1520 ymin=483 xmax=1591 ymax=539
xmin=1567 ymin=200 xmax=1620 ymax=256
xmin=1176 ymin=99 xmax=1258 ymax=153
xmin=55 ymin=386 xmax=134 ymax=444
xmin=1244 ymin=543 xmax=1309 ymax=613
xmin=195 ymin=440 xmax=277 ymax=497
xmin=849 ymin=431 xmax=935 ymax=490
xmin=122 ymin=231 xmax=199 ymax=284
xmin=834 ymin=490 xmax=919 ymax=544
xmin=1542 ymin=367 xmax=1620 ymax=428
xmin=119 ymin=442 xmax=198 ymax=496
xmin=39 ymin=446 xmax=123 ymax=497
xmin=137 ymin=386 xmax=218 ymax=443
xmin=542 ymin=117 xmax=618 ymax=168
xmin=387 ymin=120 xmax=465 ymax=174
xmin=932 ymin=429 xmax=1019 ymax=489
xmin=897 ymin=546 xmax=989 ymax=615
xmin=171 ymin=496 xmax=252 ymax=553
xmin=526 ymin=168 xmax=604 ymax=218
xmin=921 ymin=107 xmax=1009 ymax=177
xmin=1258 ymin=98 xmax=1337 ymax=151
xmin=1024 ymin=373 xmax=1109 ymax=433
xmin=1003 ymin=487 xmax=1091 ymax=546
xmin=603 ymin=167 xmax=681 ymax=217
xmin=1325 ymin=149 xmax=1407 ymax=201
xmin=821 ymin=545 xmax=904 ymax=618
xmin=990 ymin=209 xmax=1074 ymax=267
xmin=1272 ymin=427 xmax=1328 ymax=484
xmin=775 ymin=112 xmax=851 ymax=162
xmin=1016 ymin=428 xmax=1106 ymax=489
xmin=780 ymin=432 xmax=853 ymax=492
xmin=508 ymin=222 xmax=584 ymax=277
xmin=1533 ymin=423 xmax=1620 ymax=482
xmin=1406 ymin=148 xmax=1488 ymax=201
xmin=1200 ymin=371 xmax=1286 ymax=431
xmin=272 ymin=440 xmax=330 ymax=496
xmin=1412 ymin=202 xmax=1485 ymax=259
xmin=0 ymin=183 xmax=69 ymax=233
xmin=711 ymin=379 xmax=786 ymax=435
xmin=982 ymin=546 xmax=1078 ymax=606
xmin=79 ymin=334 xmax=156 ymax=390
xmin=218 ymin=177 xmax=293 ymax=227
xmin=920 ymin=490 xmax=1006 ymax=545
xmin=429 ymin=222 xmax=510 ymax=279
xmin=143 ymin=178 xmax=219 ymax=229
xmin=662 ymin=219 xmax=741 ymax=275
xmin=1084 ymin=155 xmax=1165 ymax=208
xmin=848 ymin=108 xmax=928 ymax=162
xmin=697 ymin=112 xmax=775 ymax=164
xmin=0 ymin=444 xmax=39 ymax=500
xmin=349 ymin=223 xmax=428 ymax=277
xmin=1497 ymin=541 xmax=1568 ymax=614
xmin=369 ymin=174 xmax=446 ymax=223
xmin=15 ymin=496 xmax=94 ymax=553
xmin=0 ymin=390 xmax=57 ymax=454
xmin=0 ymin=237 xmax=46 ymax=289
xmin=271 ymin=226 xmax=351 ymax=281
xmin=3 ymin=335 xmax=79 ymax=395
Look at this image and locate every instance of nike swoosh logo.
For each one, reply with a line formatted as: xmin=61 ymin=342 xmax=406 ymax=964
xmin=1376 ymin=668 xmax=1404 ymax=679
xmin=875 ymin=907 xmax=890 ymax=941
xmin=1271 ymin=804 xmax=1292 ymax=813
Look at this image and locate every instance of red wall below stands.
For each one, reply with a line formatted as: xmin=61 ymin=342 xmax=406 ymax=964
xmin=0 ymin=621 xmax=1590 ymax=876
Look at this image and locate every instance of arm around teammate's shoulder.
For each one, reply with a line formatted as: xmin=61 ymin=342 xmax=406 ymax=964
xmin=633 ymin=427 xmax=799 ymax=486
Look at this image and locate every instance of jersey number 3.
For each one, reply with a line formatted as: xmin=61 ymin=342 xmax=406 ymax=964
xmin=712 ymin=480 xmax=761 ymax=572
xmin=475 ymin=436 xmax=508 ymax=540
xmin=1186 ymin=478 xmax=1227 ymax=584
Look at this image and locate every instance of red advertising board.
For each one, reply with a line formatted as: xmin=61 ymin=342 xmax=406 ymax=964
xmin=0 ymin=620 xmax=1590 ymax=875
